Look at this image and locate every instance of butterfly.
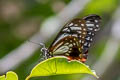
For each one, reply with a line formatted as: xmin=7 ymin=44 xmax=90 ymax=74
xmin=41 ymin=14 xmax=101 ymax=63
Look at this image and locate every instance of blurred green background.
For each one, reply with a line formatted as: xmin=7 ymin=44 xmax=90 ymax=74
xmin=0 ymin=0 xmax=120 ymax=80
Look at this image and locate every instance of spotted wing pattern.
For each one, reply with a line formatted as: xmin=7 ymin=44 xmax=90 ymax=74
xmin=48 ymin=14 xmax=101 ymax=62
xmin=82 ymin=15 xmax=101 ymax=54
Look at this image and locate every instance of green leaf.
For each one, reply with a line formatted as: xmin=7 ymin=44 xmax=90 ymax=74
xmin=0 ymin=71 xmax=18 ymax=80
xmin=0 ymin=75 xmax=5 ymax=80
xmin=26 ymin=56 xmax=98 ymax=80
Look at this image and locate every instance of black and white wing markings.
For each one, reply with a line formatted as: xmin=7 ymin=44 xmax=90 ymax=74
xmin=51 ymin=36 xmax=80 ymax=57
xmin=82 ymin=14 xmax=101 ymax=53
xmin=48 ymin=19 xmax=87 ymax=57
xmin=47 ymin=14 xmax=101 ymax=62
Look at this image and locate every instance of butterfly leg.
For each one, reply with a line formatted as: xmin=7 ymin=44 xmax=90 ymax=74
xmin=34 ymin=43 xmax=50 ymax=61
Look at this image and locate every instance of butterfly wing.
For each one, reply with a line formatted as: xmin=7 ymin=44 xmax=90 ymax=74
xmin=82 ymin=14 xmax=101 ymax=54
xmin=48 ymin=19 xmax=87 ymax=57
xmin=48 ymin=14 xmax=101 ymax=62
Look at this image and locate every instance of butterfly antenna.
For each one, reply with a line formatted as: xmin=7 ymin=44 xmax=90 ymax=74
xmin=28 ymin=40 xmax=50 ymax=60
xmin=28 ymin=40 xmax=45 ymax=48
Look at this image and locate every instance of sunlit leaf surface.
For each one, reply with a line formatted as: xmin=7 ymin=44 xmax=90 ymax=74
xmin=0 ymin=71 xmax=18 ymax=80
xmin=26 ymin=56 xmax=98 ymax=80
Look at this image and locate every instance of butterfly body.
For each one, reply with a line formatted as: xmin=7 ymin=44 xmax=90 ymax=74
xmin=43 ymin=14 xmax=101 ymax=63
